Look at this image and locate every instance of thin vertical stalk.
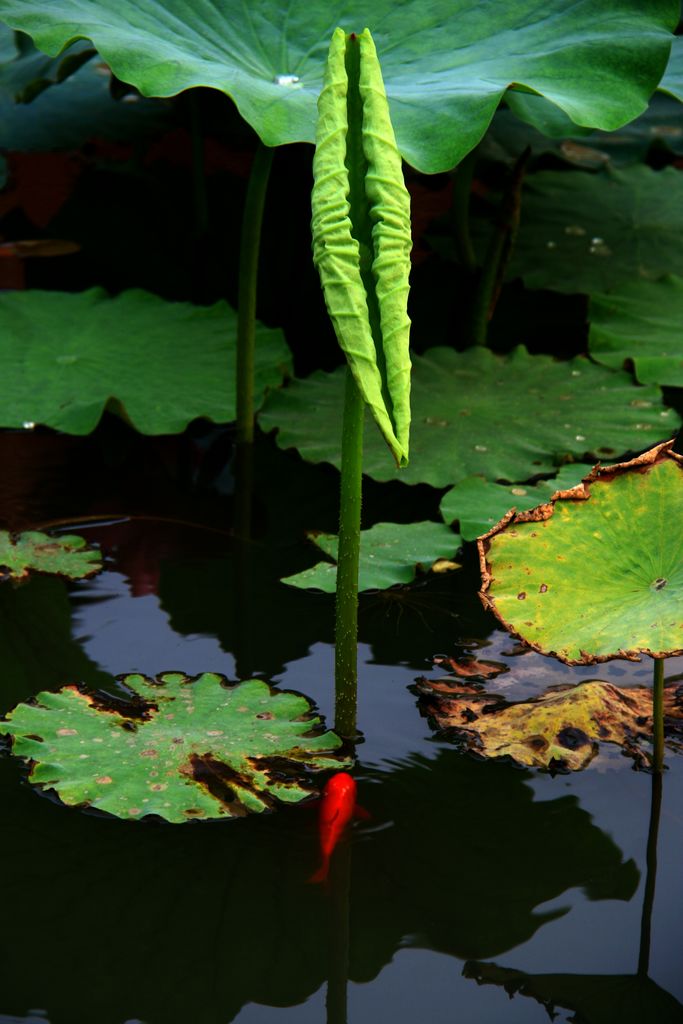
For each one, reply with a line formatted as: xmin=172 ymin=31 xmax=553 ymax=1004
xmin=638 ymin=768 xmax=663 ymax=976
xmin=652 ymin=657 xmax=665 ymax=773
xmin=236 ymin=142 xmax=274 ymax=446
xmin=334 ymin=368 xmax=364 ymax=738
xmin=469 ymin=147 xmax=529 ymax=347
xmin=451 ymin=147 xmax=477 ymax=272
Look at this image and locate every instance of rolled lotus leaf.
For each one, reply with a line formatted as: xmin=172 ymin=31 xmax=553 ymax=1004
xmin=312 ymin=28 xmax=411 ymax=466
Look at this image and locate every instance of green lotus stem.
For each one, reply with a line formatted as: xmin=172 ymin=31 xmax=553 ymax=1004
xmin=652 ymin=657 xmax=665 ymax=773
xmin=470 ymin=147 xmax=529 ymax=347
xmin=313 ymin=29 xmax=412 ymax=736
xmin=236 ymin=141 xmax=273 ymax=446
xmin=451 ymin=147 xmax=477 ymax=272
xmin=638 ymin=768 xmax=662 ymax=976
xmin=335 ymin=368 xmax=364 ymax=738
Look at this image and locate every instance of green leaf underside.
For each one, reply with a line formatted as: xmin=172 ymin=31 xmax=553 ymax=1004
xmin=441 ymin=465 xmax=589 ymax=542
xmin=485 ymin=94 xmax=683 ymax=172
xmin=0 ymin=1 xmax=675 ymax=173
xmin=659 ymin=35 xmax=683 ymax=102
xmin=0 ymin=530 xmax=101 ymax=581
xmin=283 ymin=520 xmax=461 ymax=592
xmin=0 ymin=56 xmax=169 ymax=151
xmin=260 ymin=346 xmax=675 ymax=489
xmin=482 ymin=451 xmax=683 ymax=663
xmin=423 ymin=680 xmax=683 ymax=771
xmin=0 ymin=32 xmax=93 ymax=100
xmin=589 ymin=275 xmax=683 ymax=387
xmin=312 ymin=29 xmax=411 ymax=466
xmin=0 ymin=288 xmax=291 ymax=434
xmin=2 ymin=673 xmax=349 ymax=822
xmin=507 ymin=166 xmax=683 ymax=295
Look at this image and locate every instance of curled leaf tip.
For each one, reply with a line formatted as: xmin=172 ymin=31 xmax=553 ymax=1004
xmin=312 ymin=26 xmax=412 ymax=467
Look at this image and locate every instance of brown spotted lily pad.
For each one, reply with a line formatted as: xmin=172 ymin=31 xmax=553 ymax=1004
xmin=1 ymin=672 xmax=350 ymax=822
xmin=422 ymin=679 xmax=683 ymax=771
xmin=0 ymin=529 xmax=101 ymax=582
xmin=478 ymin=440 xmax=683 ymax=664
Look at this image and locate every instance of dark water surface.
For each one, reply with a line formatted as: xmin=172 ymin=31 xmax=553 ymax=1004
xmin=0 ymin=428 xmax=681 ymax=1024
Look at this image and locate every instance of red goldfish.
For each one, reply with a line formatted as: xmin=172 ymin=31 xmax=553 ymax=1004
xmin=308 ymin=772 xmax=368 ymax=884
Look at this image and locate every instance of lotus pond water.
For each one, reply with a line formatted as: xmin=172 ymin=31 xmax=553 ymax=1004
xmin=1 ymin=3 xmax=683 ymax=1022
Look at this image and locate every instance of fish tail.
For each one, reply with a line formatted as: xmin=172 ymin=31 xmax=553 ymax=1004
xmin=307 ymin=859 xmax=330 ymax=885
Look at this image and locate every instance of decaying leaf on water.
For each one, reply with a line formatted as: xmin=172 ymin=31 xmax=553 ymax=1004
xmin=0 ymin=529 xmax=101 ymax=582
xmin=1 ymin=673 xmax=349 ymax=822
xmin=420 ymin=680 xmax=683 ymax=771
xmin=431 ymin=654 xmax=508 ymax=682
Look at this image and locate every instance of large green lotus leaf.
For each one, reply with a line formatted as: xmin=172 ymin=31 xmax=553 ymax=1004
xmin=0 ymin=288 xmax=291 ymax=434
xmin=422 ymin=680 xmax=683 ymax=771
xmin=441 ymin=464 xmax=588 ymax=542
xmin=464 ymin=962 xmax=683 ymax=1024
xmin=260 ymin=346 xmax=674 ymax=488
xmin=0 ymin=529 xmax=101 ymax=581
xmin=507 ymin=166 xmax=683 ymax=295
xmin=479 ymin=442 xmax=683 ymax=664
xmin=0 ymin=56 xmax=170 ymax=150
xmin=2 ymin=672 xmax=349 ymax=822
xmin=0 ymin=1 xmax=675 ymax=173
xmin=282 ymin=521 xmax=461 ymax=593
xmin=589 ymin=275 xmax=683 ymax=388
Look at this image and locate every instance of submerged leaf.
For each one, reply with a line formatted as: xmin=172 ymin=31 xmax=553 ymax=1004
xmin=479 ymin=441 xmax=683 ymax=663
xmin=2 ymin=673 xmax=349 ymax=822
xmin=589 ymin=274 xmax=683 ymax=387
xmin=260 ymin=346 xmax=674 ymax=488
xmin=423 ymin=680 xmax=683 ymax=770
xmin=282 ymin=521 xmax=461 ymax=592
xmin=312 ymin=29 xmax=411 ymax=466
xmin=0 ymin=530 xmax=101 ymax=582
xmin=0 ymin=288 xmax=291 ymax=434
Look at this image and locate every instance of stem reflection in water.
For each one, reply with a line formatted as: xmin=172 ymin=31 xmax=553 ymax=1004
xmin=326 ymin=838 xmax=352 ymax=1024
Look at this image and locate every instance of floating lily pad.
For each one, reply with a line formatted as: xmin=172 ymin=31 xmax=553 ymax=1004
xmin=507 ymin=166 xmax=683 ymax=294
xmin=2 ymin=673 xmax=349 ymax=822
xmin=422 ymin=680 xmax=683 ymax=770
xmin=0 ymin=1 xmax=675 ymax=173
xmin=260 ymin=346 xmax=674 ymax=488
xmin=0 ymin=529 xmax=101 ymax=582
xmin=0 ymin=288 xmax=291 ymax=434
xmin=589 ymin=275 xmax=683 ymax=387
xmin=440 ymin=464 xmax=589 ymax=542
xmin=479 ymin=441 xmax=683 ymax=663
xmin=282 ymin=521 xmax=461 ymax=593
